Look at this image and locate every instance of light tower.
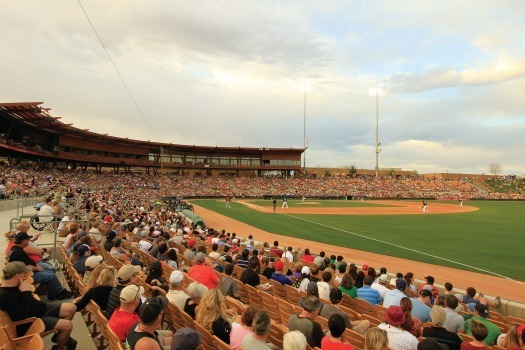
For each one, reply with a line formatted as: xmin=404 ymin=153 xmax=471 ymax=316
xmin=368 ymin=87 xmax=387 ymax=179
xmin=300 ymin=84 xmax=312 ymax=176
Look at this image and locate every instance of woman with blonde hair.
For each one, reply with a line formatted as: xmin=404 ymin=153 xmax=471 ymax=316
xmin=74 ymin=266 xmax=116 ymax=311
xmin=196 ymin=288 xmax=232 ymax=344
xmin=497 ymin=324 xmax=521 ymax=349
xmin=85 ymin=263 xmax=107 ymax=289
xmin=364 ymin=327 xmax=389 ymax=350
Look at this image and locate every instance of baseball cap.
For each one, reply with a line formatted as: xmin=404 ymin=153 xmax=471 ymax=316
xmin=13 ymin=231 xmax=33 ymax=241
xmin=117 ymin=265 xmax=141 ymax=281
xmin=475 ymin=303 xmax=490 ymax=318
xmin=420 ymin=289 xmax=432 ymax=298
xmin=187 ymin=238 xmax=196 ymax=248
xmin=139 ymin=296 xmax=169 ymax=324
xmin=120 ymin=284 xmax=145 ymax=303
xmin=195 ymin=252 xmax=206 ymax=263
xmin=85 ymin=255 xmax=104 ymax=270
xmin=396 ymin=279 xmax=407 ymax=291
xmin=306 ymin=282 xmax=319 ymax=296
xmin=3 ymin=261 xmax=32 ymax=278
xmin=362 ymin=264 xmax=369 ymax=271
xmin=274 ymin=261 xmax=284 ymax=271
xmin=170 ymin=270 xmax=184 ymax=284
xmin=171 ymin=327 xmax=200 ymax=350
xmin=385 ymin=305 xmax=406 ymax=326
xmin=301 ymin=266 xmax=310 ymax=275
xmin=378 ymin=274 xmax=389 ymax=283
xmin=329 ymin=288 xmax=343 ymax=302
xmin=77 ymin=244 xmax=91 ymax=256
xmin=140 ymin=231 xmax=149 ymax=237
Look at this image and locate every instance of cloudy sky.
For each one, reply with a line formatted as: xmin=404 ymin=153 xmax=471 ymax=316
xmin=1 ymin=1 xmax=524 ymax=175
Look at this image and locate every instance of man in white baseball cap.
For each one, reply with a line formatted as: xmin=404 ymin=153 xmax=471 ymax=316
xmin=166 ymin=270 xmax=189 ymax=310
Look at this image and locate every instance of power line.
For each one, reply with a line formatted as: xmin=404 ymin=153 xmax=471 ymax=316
xmin=77 ymin=0 xmax=156 ymax=141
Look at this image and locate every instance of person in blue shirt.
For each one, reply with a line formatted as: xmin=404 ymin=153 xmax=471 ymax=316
xmin=271 ymin=260 xmax=292 ymax=286
xmin=357 ymin=275 xmax=382 ymax=306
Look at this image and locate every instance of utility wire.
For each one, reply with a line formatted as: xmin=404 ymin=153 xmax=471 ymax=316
xmin=77 ymin=0 xmax=156 ymax=141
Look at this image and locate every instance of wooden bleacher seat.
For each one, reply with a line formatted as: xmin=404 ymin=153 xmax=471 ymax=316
xmin=213 ymin=335 xmax=232 ymax=350
xmin=225 ymin=296 xmax=246 ymax=315
xmin=194 ymin=322 xmax=217 ymax=350
xmin=284 ymin=285 xmax=301 ymax=305
xmin=0 ymin=310 xmax=48 ymax=342
xmin=268 ymin=279 xmax=287 ymax=299
xmin=354 ymin=297 xmax=376 ymax=317
xmin=341 ymin=293 xmax=356 ymax=311
xmin=342 ymin=328 xmax=366 ymax=349
xmin=258 ymin=290 xmax=280 ymax=323
xmin=167 ymin=302 xmax=186 ymax=330
xmin=245 ymin=284 xmax=263 ymax=309
xmin=0 ymin=328 xmax=46 ymax=350
xmin=180 ymin=309 xmax=195 ymax=329
xmin=268 ymin=321 xmax=287 ymax=349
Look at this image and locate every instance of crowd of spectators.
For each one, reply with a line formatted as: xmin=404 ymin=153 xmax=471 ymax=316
xmin=2 ymin=163 xmax=524 ymax=201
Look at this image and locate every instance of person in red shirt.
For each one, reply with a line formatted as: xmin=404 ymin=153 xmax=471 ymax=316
xmin=301 ymin=248 xmax=315 ymax=263
xmin=321 ymin=313 xmax=354 ymax=350
xmin=188 ymin=253 xmax=220 ymax=289
xmin=270 ymin=241 xmax=283 ymax=258
xmin=108 ymin=284 xmax=144 ymax=342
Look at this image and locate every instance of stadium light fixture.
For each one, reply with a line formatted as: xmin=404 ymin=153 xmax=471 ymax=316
xmin=300 ymin=84 xmax=312 ymax=176
xmin=368 ymin=87 xmax=388 ymax=179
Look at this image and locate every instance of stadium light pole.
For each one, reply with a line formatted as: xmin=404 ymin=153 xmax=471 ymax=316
xmin=300 ymin=84 xmax=312 ymax=177
xmin=368 ymin=87 xmax=387 ymax=179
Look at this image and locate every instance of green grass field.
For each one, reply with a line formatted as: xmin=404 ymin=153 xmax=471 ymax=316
xmin=192 ymin=199 xmax=523 ymax=281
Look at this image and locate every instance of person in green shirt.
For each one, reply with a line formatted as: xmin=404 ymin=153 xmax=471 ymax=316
xmin=338 ymin=273 xmax=357 ymax=298
xmin=464 ymin=304 xmax=501 ymax=346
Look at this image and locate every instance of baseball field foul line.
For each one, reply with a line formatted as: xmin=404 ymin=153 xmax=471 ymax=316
xmin=280 ymin=212 xmax=522 ymax=284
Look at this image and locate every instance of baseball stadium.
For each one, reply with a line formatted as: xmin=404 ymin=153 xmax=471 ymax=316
xmin=1 ymin=102 xmax=524 ymax=350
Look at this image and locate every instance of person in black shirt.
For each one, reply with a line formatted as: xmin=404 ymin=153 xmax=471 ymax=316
xmin=0 ymin=262 xmax=77 ymax=350
xmin=239 ymin=257 xmax=271 ymax=292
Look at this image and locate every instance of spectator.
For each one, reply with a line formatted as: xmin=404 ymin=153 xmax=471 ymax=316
xmin=293 ymin=266 xmax=311 ymax=292
xmin=183 ymin=282 xmax=208 ymax=319
xmin=371 ymin=274 xmax=390 ymax=299
xmin=235 ymin=249 xmax=250 ymax=269
xmin=145 ymin=261 xmax=165 ymax=287
xmin=260 ymin=256 xmax=275 ymax=280
xmin=288 ymin=295 xmax=325 ymax=348
xmin=320 ymin=289 xmax=370 ymax=334
xmin=411 ymin=289 xmax=432 ymax=323
xmin=283 ymin=330 xmax=307 ymax=350
xmin=321 ymin=313 xmax=354 ymax=350
xmin=188 ymin=252 xmax=220 ymax=289
xmin=400 ymin=297 xmax=421 ymax=337
xmin=82 ymin=255 xmax=105 ymax=285
xmin=464 ymin=304 xmax=501 ymax=346
xmin=0 ymin=262 xmax=77 ymax=350
xmin=443 ymin=295 xmax=465 ymax=333
xmin=221 ymin=264 xmax=241 ymax=299
xmin=103 ymin=230 xmax=117 ymax=252
xmin=462 ymin=320 xmax=489 ymax=350
xmin=301 ymin=248 xmax=315 ymax=263
xmin=317 ymin=271 xmax=332 ymax=300
xmin=364 ymin=327 xmax=389 ymax=350
xmin=126 ymin=296 xmax=173 ymax=350
xmin=240 ymin=257 xmax=271 ymax=291
xmin=106 ymin=264 xmax=141 ymax=318
xmin=283 ymin=246 xmax=295 ymax=262
xmin=166 ymin=270 xmax=189 ymax=310
xmin=383 ymin=279 xmax=408 ymax=308
xmin=72 ymin=244 xmax=91 ymax=276
xmin=74 ymin=266 xmax=117 ymax=312
xmin=108 ymin=284 xmax=144 ymax=342
xmin=165 ymin=249 xmax=179 ymax=269
xmin=357 ymin=275 xmax=382 ymax=306
xmin=230 ymin=305 xmax=259 ymax=350
xmin=270 ymin=241 xmax=283 ymax=258
xmin=271 ymin=260 xmax=292 ymax=286
xmin=196 ymin=289 xmax=232 ymax=345
xmin=422 ymin=306 xmax=462 ymax=350
xmin=338 ymin=273 xmax=357 ymax=299
xmin=418 ymin=276 xmax=440 ymax=298
xmin=378 ymin=305 xmax=419 ymax=350
xmin=241 ymin=310 xmax=273 ymax=349
xmin=314 ymin=251 xmax=325 ymax=266
xmin=404 ymin=272 xmax=418 ymax=294
xmin=497 ymin=325 xmax=521 ymax=349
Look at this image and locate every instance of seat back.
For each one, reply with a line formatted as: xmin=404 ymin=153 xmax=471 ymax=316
xmin=268 ymin=322 xmax=287 ymax=349
xmin=284 ymin=285 xmax=301 ymax=304
xmin=268 ymin=279 xmax=287 ymax=299
xmin=259 ymin=291 xmax=280 ymax=323
xmin=342 ymin=328 xmax=366 ymax=349
xmin=354 ymin=298 xmax=376 ymax=317
xmin=340 ymin=293 xmax=356 ymax=311
xmin=194 ymin=322 xmax=217 ymax=350
xmin=245 ymin=284 xmax=264 ymax=308
xmin=181 ymin=309 xmax=195 ymax=328
xmin=213 ymin=335 xmax=232 ymax=350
